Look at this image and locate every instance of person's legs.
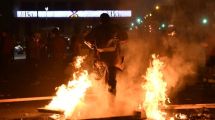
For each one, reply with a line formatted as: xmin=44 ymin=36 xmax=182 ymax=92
xmin=108 ymin=66 xmax=117 ymax=95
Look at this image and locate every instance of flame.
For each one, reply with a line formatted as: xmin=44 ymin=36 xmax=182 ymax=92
xmin=142 ymin=54 xmax=167 ymax=120
xmin=175 ymin=113 xmax=187 ymax=119
xmin=45 ymin=56 xmax=92 ymax=118
xmin=74 ymin=56 xmax=86 ymax=69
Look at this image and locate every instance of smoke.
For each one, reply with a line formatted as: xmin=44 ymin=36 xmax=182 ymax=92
xmin=62 ymin=26 xmax=209 ymax=119
xmin=73 ymin=76 xmax=113 ymax=118
xmin=116 ymin=25 xmax=207 ymax=107
xmin=115 ymin=0 xmax=214 ymax=107
xmin=160 ymin=0 xmax=174 ymax=5
xmin=80 ymin=32 xmax=207 ymax=118
xmin=161 ymin=37 xmax=206 ymax=96
xmin=61 ymin=31 xmax=208 ymax=120
xmin=63 ymin=7 xmax=213 ymax=118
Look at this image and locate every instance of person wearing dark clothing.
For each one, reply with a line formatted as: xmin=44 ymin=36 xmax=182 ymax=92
xmin=49 ymin=28 xmax=67 ymax=62
xmin=29 ymin=32 xmax=43 ymax=65
xmin=0 ymin=32 xmax=4 ymax=63
xmin=47 ymin=28 xmax=67 ymax=85
xmin=0 ymin=32 xmax=14 ymax=81
xmin=0 ymin=32 xmax=4 ymax=77
xmin=1 ymin=32 xmax=14 ymax=63
xmin=85 ymin=13 xmax=128 ymax=95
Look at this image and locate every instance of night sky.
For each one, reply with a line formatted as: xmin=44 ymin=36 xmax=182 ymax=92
xmin=0 ymin=0 xmax=163 ymax=12
xmin=0 ymin=0 xmax=173 ymax=18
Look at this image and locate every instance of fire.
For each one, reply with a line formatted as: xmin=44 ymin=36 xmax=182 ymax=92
xmin=45 ymin=56 xmax=92 ymax=118
xmin=142 ymin=54 xmax=168 ymax=120
xmin=175 ymin=113 xmax=187 ymax=119
xmin=74 ymin=56 xmax=86 ymax=69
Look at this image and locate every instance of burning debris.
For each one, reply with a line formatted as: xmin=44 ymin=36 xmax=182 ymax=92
xmin=36 ymin=52 xmax=214 ymax=120
xmin=39 ymin=54 xmax=169 ymax=119
xmin=141 ymin=54 xmax=168 ymax=120
xmin=44 ymin=56 xmax=92 ymax=118
xmin=39 ymin=54 xmax=168 ymax=119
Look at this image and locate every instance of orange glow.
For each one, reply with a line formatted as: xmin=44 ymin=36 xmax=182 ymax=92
xmin=142 ymin=54 xmax=168 ymax=120
xmin=45 ymin=56 xmax=92 ymax=118
xmin=74 ymin=56 xmax=86 ymax=69
xmin=155 ymin=5 xmax=160 ymax=10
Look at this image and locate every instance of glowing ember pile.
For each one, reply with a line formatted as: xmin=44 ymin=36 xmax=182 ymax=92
xmin=142 ymin=54 xmax=168 ymax=120
xmin=45 ymin=56 xmax=92 ymax=118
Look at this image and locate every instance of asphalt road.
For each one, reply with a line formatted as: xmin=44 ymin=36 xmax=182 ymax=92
xmin=0 ymin=59 xmax=69 ymax=99
xmin=1 ymin=59 xmax=215 ymax=101
xmin=0 ymin=59 xmax=215 ymax=119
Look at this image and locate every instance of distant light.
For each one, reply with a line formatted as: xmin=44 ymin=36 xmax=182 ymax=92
xmin=131 ymin=22 xmax=134 ymax=27
xmin=168 ymin=24 xmax=174 ymax=28
xmin=168 ymin=31 xmax=176 ymax=36
xmin=135 ymin=26 xmax=138 ymax=29
xmin=149 ymin=13 xmax=152 ymax=17
xmin=155 ymin=5 xmax=160 ymax=10
xmin=202 ymin=18 xmax=208 ymax=25
xmin=136 ymin=17 xmax=143 ymax=24
xmin=161 ymin=23 xmax=166 ymax=28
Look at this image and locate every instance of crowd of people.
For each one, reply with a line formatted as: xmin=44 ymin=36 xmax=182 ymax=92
xmin=0 ymin=29 xmax=69 ymax=64
xmin=0 ymin=13 xmax=129 ymax=96
xmin=0 ymin=31 xmax=14 ymax=65
xmin=0 ymin=28 xmax=73 ymax=88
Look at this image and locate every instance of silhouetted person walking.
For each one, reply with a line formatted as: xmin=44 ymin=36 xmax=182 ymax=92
xmin=85 ymin=13 xmax=127 ymax=95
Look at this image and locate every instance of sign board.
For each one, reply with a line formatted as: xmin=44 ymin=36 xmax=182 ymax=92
xmin=16 ymin=10 xmax=132 ymax=18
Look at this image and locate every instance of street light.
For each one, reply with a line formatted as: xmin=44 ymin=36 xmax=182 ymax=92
xmin=136 ymin=17 xmax=143 ymax=24
xmin=131 ymin=22 xmax=135 ymax=27
xmin=155 ymin=5 xmax=160 ymax=10
xmin=161 ymin=23 xmax=166 ymax=28
xmin=149 ymin=13 xmax=152 ymax=17
xmin=159 ymin=23 xmax=166 ymax=30
xmin=201 ymin=18 xmax=208 ymax=25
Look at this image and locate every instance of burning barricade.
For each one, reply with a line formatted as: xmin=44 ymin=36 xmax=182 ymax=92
xmin=37 ymin=54 xmax=215 ymax=120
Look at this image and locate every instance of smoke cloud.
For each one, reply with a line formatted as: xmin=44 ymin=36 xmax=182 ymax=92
xmin=65 ymin=28 xmax=207 ymax=119
xmin=63 ymin=1 xmax=215 ymax=117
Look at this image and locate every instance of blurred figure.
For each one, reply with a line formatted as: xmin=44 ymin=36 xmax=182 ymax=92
xmin=1 ymin=31 xmax=14 ymax=63
xmin=0 ymin=31 xmax=4 ymax=80
xmin=85 ymin=13 xmax=128 ymax=95
xmin=0 ymin=32 xmax=3 ymax=64
xmin=71 ymin=25 xmax=83 ymax=58
xmin=0 ymin=31 xmax=15 ymax=82
xmin=29 ymin=32 xmax=43 ymax=66
xmin=50 ymin=28 xmax=67 ymax=63
xmin=202 ymin=37 xmax=215 ymax=82
xmin=47 ymin=28 xmax=67 ymax=85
